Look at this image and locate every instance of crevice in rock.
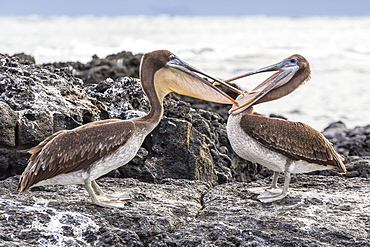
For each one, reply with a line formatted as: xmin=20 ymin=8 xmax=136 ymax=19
xmin=14 ymin=122 xmax=20 ymax=148
xmin=195 ymin=185 xmax=210 ymax=219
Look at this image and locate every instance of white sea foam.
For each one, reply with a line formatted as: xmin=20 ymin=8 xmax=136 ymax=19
xmin=1 ymin=15 xmax=369 ymax=130
xmin=0 ymin=196 xmax=100 ymax=246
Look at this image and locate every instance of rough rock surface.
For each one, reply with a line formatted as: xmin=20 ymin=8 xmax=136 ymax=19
xmin=1 ymin=174 xmax=369 ymax=246
xmin=0 ymin=53 xmax=100 ymax=179
xmin=0 ymin=52 xmax=257 ymax=185
xmin=1 ymin=52 xmax=370 ymax=183
xmin=1 ymin=52 xmax=370 ymax=246
xmin=43 ymin=51 xmax=142 ymax=84
xmin=323 ymin=121 xmax=370 ymax=157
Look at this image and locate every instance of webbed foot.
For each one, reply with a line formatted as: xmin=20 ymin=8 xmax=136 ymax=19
xmin=257 ymin=190 xmax=289 ymax=203
xmin=85 ymin=179 xmax=131 ymax=208
xmin=248 ymin=186 xmax=279 ymax=195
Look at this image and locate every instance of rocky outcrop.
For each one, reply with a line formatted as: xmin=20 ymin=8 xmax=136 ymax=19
xmin=0 ymin=54 xmax=100 ymax=179
xmin=2 ymin=52 xmax=370 ymax=183
xmin=1 ymin=174 xmax=369 ymax=246
xmin=43 ymin=51 xmax=142 ymax=84
xmin=323 ymin=121 xmax=370 ymax=157
xmin=1 ymin=52 xmax=370 ymax=246
xmin=0 ymin=53 xmax=257 ymax=185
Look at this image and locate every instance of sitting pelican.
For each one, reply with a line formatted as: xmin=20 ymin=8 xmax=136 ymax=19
xmin=18 ymin=50 xmax=243 ymax=208
xmin=223 ymin=55 xmax=346 ymax=202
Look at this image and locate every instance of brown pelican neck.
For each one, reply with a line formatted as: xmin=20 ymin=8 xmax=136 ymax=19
xmin=138 ymin=61 xmax=165 ymax=124
xmin=141 ymin=91 xmax=164 ymax=124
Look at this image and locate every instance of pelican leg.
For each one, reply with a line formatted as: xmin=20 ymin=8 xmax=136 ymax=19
xmin=91 ymin=180 xmax=131 ymax=200
xmin=270 ymin=171 xmax=280 ymax=189
xmin=84 ymin=179 xmax=130 ymax=208
xmin=257 ymin=172 xmax=291 ymax=203
xmin=248 ymin=171 xmax=281 ymax=194
xmin=91 ymin=180 xmax=105 ymax=196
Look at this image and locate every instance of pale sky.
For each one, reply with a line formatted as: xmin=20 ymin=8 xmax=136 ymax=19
xmin=1 ymin=0 xmax=370 ymax=16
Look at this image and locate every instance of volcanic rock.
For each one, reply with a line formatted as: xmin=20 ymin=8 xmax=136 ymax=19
xmin=11 ymin=53 xmax=36 ymax=64
xmin=0 ymin=51 xmax=370 ymax=246
xmin=43 ymin=51 xmax=142 ymax=84
xmin=323 ymin=121 xmax=370 ymax=157
xmin=0 ymin=52 xmax=258 ymax=185
xmin=0 ymin=101 xmax=17 ymax=147
xmin=1 ymin=174 xmax=369 ymax=246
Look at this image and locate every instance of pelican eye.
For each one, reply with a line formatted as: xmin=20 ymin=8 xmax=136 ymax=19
xmin=289 ymin=58 xmax=298 ymax=63
xmin=169 ymin=55 xmax=176 ymax=61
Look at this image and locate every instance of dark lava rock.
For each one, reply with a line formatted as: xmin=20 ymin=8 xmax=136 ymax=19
xmin=84 ymin=77 xmax=149 ymax=120
xmin=1 ymin=51 xmax=370 ymax=246
xmin=1 ymin=175 xmax=369 ymax=246
xmin=0 ymin=101 xmax=18 ymax=147
xmin=150 ymin=175 xmax=370 ymax=246
xmin=323 ymin=121 xmax=370 ymax=157
xmin=1 ymin=52 xmax=370 ymax=184
xmin=0 ymin=52 xmax=258 ymax=185
xmin=43 ymin=51 xmax=142 ymax=84
xmin=0 ymin=53 xmax=101 ymax=179
xmin=343 ymin=155 xmax=370 ymax=178
xmin=2 ymin=52 xmax=370 ymax=184
xmin=12 ymin=53 xmax=36 ymax=64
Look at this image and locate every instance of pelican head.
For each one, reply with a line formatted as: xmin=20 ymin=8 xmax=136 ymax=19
xmin=140 ymin=50 xmax=244 ymax=105
xmin=225 ymin=54 xmax=310 ymax=114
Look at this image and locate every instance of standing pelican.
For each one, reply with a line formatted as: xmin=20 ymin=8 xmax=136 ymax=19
xmin=18 ymin=50 xmax=243 ymax=208
xmin=224 ymin=55 xmax=346 ymax=202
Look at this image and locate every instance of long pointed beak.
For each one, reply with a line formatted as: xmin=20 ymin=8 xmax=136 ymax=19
xmin=166 ymin=56 xmax=243 ymax=104
xmin=168 ymin=56 xmax=245 ymax=96
xmin=225 ymin=60 xmax=299 ymax=113
xmin=224 ymin=61 xmax=285 ymax=84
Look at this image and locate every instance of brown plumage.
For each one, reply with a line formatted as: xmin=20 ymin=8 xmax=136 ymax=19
xmin=18 ymin=119 xmax=132 ymax=192
xmin=240 ymin=113 xmax=345 ymax=173
xmin=226 ymin=54 xmax=346 ymax=202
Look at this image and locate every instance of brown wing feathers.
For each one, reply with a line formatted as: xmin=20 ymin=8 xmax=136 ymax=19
xmin=240 ymin=114 xmax=346 ymax=172
xmin=18 ymin=120 xmax=134 ymax=192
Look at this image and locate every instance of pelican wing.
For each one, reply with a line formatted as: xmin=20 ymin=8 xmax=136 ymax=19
xmin=18 ymin=119 xmax=134 ymax=192
xmin=239 ymin=113 xmax=345 ymax=172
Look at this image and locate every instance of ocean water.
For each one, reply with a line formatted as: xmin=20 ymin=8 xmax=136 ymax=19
xmin=1 ymin=15 xmax=369 ymax=131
